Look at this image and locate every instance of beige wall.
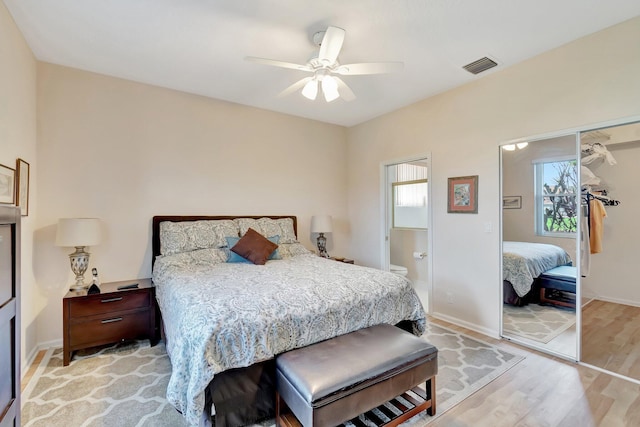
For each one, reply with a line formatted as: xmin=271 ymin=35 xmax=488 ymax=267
xmin=0 ymin=2 xmax=39 ymax=370
xmin=35 ymin=63 xmax=348 ymax=346
xmin=347 ymin=17 xmax=640 ymax=335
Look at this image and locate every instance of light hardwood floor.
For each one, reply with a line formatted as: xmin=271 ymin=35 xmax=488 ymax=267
xmin=429 ymin=317 xmax=640 ymax=427
xmin=582 ymin=299 xmax=640 ymax=381
xmin=21 ymin=317 xmax=640 ymax=426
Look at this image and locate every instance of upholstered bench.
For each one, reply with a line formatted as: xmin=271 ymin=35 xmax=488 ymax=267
xmin=537 ymin=266 xmax=577 ymax=309
xmin=275 ymin=323 xmax=438 ymax=427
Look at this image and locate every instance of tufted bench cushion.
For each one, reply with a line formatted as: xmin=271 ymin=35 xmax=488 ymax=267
xmin=275 ymin=323 xmax=438 ymax=427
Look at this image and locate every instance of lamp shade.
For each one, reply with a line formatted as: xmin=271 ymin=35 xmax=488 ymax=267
xmin=310 ymin=215 xmax=333 ymax=233
xmin=56 ymin=218 xmax=102 ymax=247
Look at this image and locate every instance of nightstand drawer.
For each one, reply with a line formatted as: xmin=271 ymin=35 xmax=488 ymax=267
xmin=69 ymin=310 xmax=150 ymax=347
xmin=69 ymin=291 xmax=150 ymax=317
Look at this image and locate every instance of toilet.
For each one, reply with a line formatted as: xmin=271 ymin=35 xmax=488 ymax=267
xmin=390 ymin=264 xmax=408 ymax=277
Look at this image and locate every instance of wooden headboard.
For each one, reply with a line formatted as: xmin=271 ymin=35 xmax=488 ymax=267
xmin=152 ymin=215 xmax=298 ymax=265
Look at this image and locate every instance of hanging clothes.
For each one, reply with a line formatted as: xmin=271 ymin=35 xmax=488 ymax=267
xmin=580 ymin=214 xmax=591 ymax=276
xmin=589 ymin=199 xmax=607 ymax=254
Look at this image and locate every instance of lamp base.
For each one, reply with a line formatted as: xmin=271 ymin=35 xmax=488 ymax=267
xmin=317 ymin=233 xmax=330 ymax=258
xmin=68 ymin=246 xmax=91 ymax=291
xmin=69 ymin=282 xmax=89 ymax=292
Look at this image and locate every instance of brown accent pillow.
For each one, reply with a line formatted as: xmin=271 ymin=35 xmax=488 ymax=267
xmin=231 ymin=227 xmax=278 ymax=265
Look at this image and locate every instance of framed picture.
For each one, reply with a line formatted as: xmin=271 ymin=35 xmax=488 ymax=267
xmin=0 ymin=163 xmax=15 ymax=205
xmin=447 ymin=175 xmax=478 ymax=214
xmin=16 ymin=158 xmax=30 ymax=216
xmin=503 ymin=195 xmax=522 ymax=209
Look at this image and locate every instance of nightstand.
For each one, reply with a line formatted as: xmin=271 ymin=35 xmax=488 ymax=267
xmin=62 ymin=278 xmax=159 ymax=366
xmin=330 ymin=257 xmax=354 ymax=264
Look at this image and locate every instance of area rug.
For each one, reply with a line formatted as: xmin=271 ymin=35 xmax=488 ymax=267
xmin=503 ymin=303 xmax=575 ymax=343
xmin=22 ymin=323 xmax=523 ymax=427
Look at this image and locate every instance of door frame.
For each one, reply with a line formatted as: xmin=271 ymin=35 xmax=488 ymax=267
xmin=380 ymin=153 xmax=433 ymax=313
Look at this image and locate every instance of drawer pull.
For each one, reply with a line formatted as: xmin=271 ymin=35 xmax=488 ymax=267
xmin=101 ymin=297 xmax=123 ymax=303
xmin=101 ymin=317 xmax=123 ymax=324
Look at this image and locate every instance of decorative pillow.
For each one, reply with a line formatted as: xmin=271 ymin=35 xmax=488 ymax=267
xmin=226 ymin=234 xmax=280 ymax=263
xmin=230 ymin=228 xmax=278 ymax=265
xmin=159 ymin=220 xmax=239 ymax=255
xmin=234 ymin=217 xmax=297 ymax=244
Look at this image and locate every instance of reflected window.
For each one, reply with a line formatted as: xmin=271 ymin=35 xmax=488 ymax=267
xmin=534 ymin=157 xmax=578 ymax=236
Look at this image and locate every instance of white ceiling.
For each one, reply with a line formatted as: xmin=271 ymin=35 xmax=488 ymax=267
xmin=5 ymin=0 xmax=640 ymax=127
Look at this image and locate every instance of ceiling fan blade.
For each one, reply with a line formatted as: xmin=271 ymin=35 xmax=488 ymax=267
xmin=334 ymin=62 xmax=404 ymax=75
xmin=318 ymin=26 xmax=345 ymax=65
xmin=245 ymin=56 xmax=312 ymax=72
xmin=334 ymin=77 xmax=356 ymax=101
xmin=277 ymin=76 xmax=314 ymax=98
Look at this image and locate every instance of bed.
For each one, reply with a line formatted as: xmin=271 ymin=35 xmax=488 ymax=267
xmin=151 ymin=215 xmax=426 ymax=427
xmin=502 ymin=241 xmax=573 ymax=306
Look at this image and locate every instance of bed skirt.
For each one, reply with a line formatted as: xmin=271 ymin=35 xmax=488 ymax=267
xmin=503 ymin=280 xmax=540 ymax=306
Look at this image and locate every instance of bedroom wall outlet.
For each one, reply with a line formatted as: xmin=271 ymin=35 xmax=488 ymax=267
xmin=446 ymin=292 xmax=453 ymax=304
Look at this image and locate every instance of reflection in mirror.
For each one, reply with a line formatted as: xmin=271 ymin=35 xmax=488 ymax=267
xmin=580 ymin=121 xmax=640 ymax=381
xmin=501 ymin=134 xmax=578 ymax=360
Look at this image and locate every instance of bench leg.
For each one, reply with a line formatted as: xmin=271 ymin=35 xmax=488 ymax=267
xmin=275 ymin=391 xmax=282 ymax=427
xmin=426 ymin=376 xmax=436 ymax=416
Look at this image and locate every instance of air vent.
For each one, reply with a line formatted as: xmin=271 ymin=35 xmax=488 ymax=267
xmin=463 ymin=57 xmax=498 ymax=75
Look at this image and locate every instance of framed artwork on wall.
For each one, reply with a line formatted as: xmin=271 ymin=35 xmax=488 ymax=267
xmin=16 ymin=158 xmax=30 ymax=216
xmin=503 ymin=195 xmax=522 ymax=209
xmin=447 ymin=175 xmax=478 ymax=214
xmin=0 ymin=163 xmax=15 ymax=205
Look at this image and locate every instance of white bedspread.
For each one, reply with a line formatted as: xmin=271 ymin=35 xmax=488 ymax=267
xmin=152 ymin=252 xmax=426 ymax=425
xmin=503 ymin=241 xmax=573 ymax=297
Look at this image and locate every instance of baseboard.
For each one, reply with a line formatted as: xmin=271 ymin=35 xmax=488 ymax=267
xmin=430 ymin=312 xmax=499 ymax=339
xmin=21 ymin=339 xmax=62 ymax=379
xmin=591 ymin=296 xmax=640 ymax=308
xmin=21 ymin=346 xmax=39 ymax=379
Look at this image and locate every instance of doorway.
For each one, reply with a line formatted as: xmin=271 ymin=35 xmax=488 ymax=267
xmin=382 ymin=155 xmax=432 ymax=312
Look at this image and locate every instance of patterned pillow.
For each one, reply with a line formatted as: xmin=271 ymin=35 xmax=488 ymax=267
xmin=278 ymin=243 xmax=312 ymax=258
xmin=159 ymin=220 xmax=239 ymax=255
xmin=234 ymin=217 xmax=297 ymax=243
xmin=230 ymin=228 xmax=278 ymax=265
xmin=154 ymin=248 xmax=228 ymax=269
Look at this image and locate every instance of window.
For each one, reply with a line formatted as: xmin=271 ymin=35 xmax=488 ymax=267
xmin=392 ymin=163 xmax=428 ymax=229
xmin=534 ymin=157 xmax=578 ymax=236
xmin=395 ymin=164 xmax=427 ymax=207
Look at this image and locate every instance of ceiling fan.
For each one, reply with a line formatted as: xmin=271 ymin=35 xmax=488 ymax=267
xmin=245 ymin=26 xmax=403 ymax=102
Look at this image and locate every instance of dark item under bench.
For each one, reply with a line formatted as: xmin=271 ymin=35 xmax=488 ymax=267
xmin=275 ymin=323 xmax=438 ymax=427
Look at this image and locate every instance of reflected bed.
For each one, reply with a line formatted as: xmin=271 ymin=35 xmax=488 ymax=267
xmin=503 ymin=241 xmax=573 ymax=306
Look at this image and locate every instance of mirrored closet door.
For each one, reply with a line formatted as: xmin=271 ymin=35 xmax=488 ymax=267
xmin=500 ymin=134 xmax=579 ymax=360
xmin=580 ymin=121 xmax=640 ymax=381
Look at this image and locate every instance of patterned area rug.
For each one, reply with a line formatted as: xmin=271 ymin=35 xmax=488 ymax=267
xmin=21 ymin=341 xmax=184 ymax=427
xmin=22 ymin=323 xmax=523 ymax=427
xmin=503 ymin=304 xmax=576 ymax=343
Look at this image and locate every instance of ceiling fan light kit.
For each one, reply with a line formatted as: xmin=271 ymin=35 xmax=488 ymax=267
xmin=246 ymin=26 xmax=403 ymax=103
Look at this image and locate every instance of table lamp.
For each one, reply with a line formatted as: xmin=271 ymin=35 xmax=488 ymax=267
xmin=311 ymin=215 xmax=332 ymax=258
xmin=56 ymin=218 xmax=102 ymax=291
